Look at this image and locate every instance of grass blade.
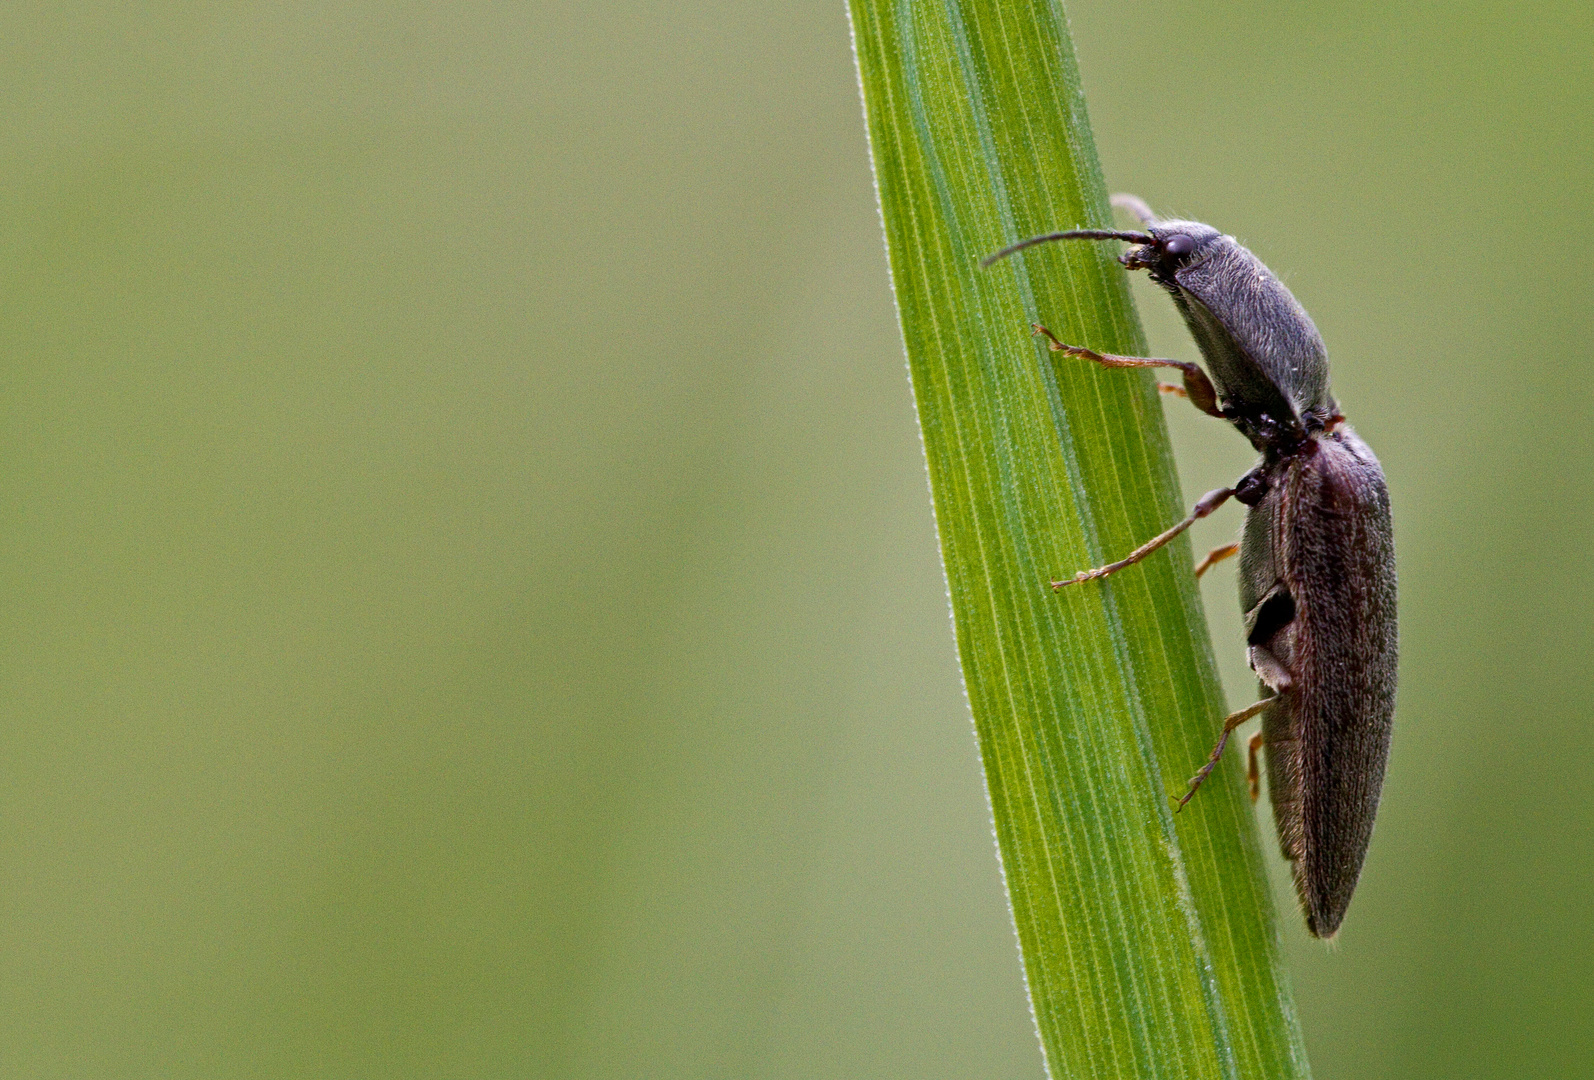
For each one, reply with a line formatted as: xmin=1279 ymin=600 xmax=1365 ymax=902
xmin=847 ymin=1 xmax=1313 ymax=1076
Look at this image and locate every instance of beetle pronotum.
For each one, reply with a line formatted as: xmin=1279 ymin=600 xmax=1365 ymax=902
xmin=985 ymin=195 xmax=1397 ymax=938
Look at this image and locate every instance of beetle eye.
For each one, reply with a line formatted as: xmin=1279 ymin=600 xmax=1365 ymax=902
xmin=1161 ymin=234 xmax=1197 ymax=257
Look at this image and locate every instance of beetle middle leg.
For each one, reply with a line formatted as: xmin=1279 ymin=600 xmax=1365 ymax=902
xmin=1194 ymin=543 xmax=1239 ymax=579
xmin=1053 ymin=486 xmax=1234 ymax=588
xmin=1031 ymin=323 xmax=1224 ymax=419
xmin=1175 ymin=696 xmax=1275 ymax=811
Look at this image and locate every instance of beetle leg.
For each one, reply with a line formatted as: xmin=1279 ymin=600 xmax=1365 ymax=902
xmin=1053 ymin=487 xmax=1235 ymax=588
xmin=1110 ymin=193 xmax=1158 ymax=224
xmin=1194 ymin=542 xmax=1239 ymax=578
xmin=1247 ymin=732 xmax=1265 ymax=802
xmin=1031 ymin=324 xmax=1225 ymax=419
xmin=1175 ymin=696 xmax=1275 ymax=811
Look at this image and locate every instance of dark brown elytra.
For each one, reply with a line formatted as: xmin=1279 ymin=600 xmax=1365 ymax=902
xmin=984 ymin=195 xmax=1397 ymax=939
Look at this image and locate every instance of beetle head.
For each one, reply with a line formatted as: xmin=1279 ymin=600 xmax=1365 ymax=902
xmin=1120 ymin=220 xmax=1225 ymax=279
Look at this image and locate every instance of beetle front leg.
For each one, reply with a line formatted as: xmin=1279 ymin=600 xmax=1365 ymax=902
xmin=1176 ymin=696 xmax=1275 ymax=811
xmin=1031 ymin=323 xmax=1225 ymax=419
xmin=1053 ymin=486 xmax=1235 ymax=589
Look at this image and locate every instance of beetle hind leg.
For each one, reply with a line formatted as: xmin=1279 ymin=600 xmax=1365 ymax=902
xmin=1175 ymin=697 xmax=1274 ymax=811
xmin=1247 ymin=731 xmax=1265 ymax=802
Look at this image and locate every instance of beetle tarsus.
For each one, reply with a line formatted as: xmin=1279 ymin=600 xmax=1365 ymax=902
xmin=1052 ymin=567 xmax=1103 ymax=592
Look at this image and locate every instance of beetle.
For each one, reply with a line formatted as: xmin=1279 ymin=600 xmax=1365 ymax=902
xmin=983 ymin=194 xmax=1397 ymax=938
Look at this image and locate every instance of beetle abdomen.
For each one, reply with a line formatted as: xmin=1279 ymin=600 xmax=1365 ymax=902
xmin=1260 ymin=429 xmax=1397 ymax=937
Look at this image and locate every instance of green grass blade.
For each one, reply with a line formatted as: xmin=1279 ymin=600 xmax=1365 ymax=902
xmin=847 ymin=1 xmax=1313 ymax=1077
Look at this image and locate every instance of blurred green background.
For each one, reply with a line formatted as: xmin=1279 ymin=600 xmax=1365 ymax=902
xmin=0 ymin=1 xmax=1589 ymax=1077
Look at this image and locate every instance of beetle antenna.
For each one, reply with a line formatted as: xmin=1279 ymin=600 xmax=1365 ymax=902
xmin=980 ymin=229 xmax=1153 ymax=267
xmin=1110 ymin=193 xmax=1159 ymax=224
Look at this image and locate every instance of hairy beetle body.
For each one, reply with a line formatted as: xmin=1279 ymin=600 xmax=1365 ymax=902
xmin=985 ymin=196 xmax=1397 ymax=938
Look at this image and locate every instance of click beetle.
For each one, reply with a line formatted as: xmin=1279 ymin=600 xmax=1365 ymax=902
xmin=984 ymin=195 xmax=1397 ymax=938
